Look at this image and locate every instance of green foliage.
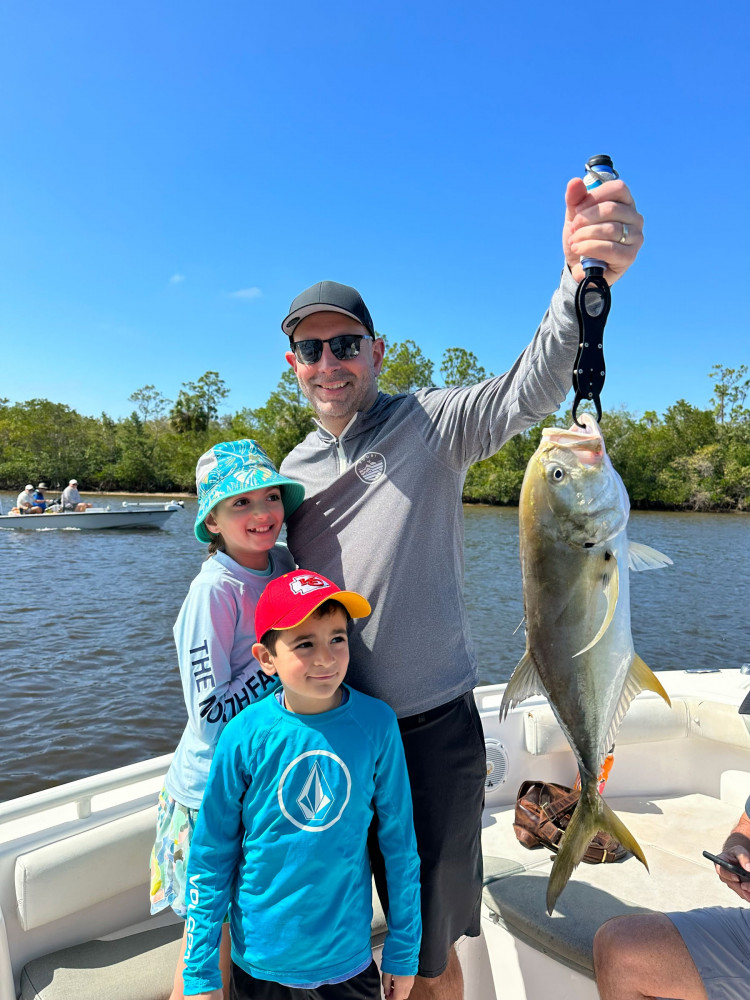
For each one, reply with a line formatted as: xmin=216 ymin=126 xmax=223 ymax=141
xmin=379 ymin=339 xmax=434 ymax=395
xmin=170 ymin=371 xmax=229 ymax=433
xmin=129 ymin=385 xmax=172 ymax=422
xmin=0 ymin=372 xmax=232 ymax=494
xmin=440 ymin=347 xmax=491 ymax=387
xmin=603 ymin=401 xmax=719 ymax=508
xmin=1 ymin=358 xmax=747 ymax=511
xmin=0 ymin=399 xmax=96 ymax=490
xmin=709 ymin=364 xmax=749 ymax=425
xmin=238 ymin=370 xmax=315 ymax=468
xmin=463 ymin=415 xmax=562 ymax=505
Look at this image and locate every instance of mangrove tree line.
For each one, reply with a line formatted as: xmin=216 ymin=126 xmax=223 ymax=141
xmin=1 ymin=350 xmax=747 ymax=511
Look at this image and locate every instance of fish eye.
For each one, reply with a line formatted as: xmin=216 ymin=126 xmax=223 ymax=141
xmin=550 ymin=466 xmax=565 ymax=482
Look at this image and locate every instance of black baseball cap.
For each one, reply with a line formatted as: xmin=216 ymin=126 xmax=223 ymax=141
xmin=281 ymin=280 xmax=375 ymax=337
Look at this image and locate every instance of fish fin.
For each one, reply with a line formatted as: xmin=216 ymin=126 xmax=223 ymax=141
xmin=498 ymin=650 xmax=547 ymax=721
xmin=572 ymin=552 xmax=619 ymax=658
xmin=630 ymin=653 xmax=672 ymax=706
xmin=603 ymin=652 xmax=672 ymax=753
xmin=628 ymin=541 xmax=673 ymax=572
xmin=546 ymin=779 xmax=648 ymax=915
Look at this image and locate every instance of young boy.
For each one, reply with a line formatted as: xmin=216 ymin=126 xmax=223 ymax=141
xmin=182 ymin=570 xmax=422 ymax=1000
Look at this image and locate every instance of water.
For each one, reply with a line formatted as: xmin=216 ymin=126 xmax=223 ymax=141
xmin=463 ymin=506 xmax=749 ymax=682
xmin=1 ymin=493 xmax=748 ymax=802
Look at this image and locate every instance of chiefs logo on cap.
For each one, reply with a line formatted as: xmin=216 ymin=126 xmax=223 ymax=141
xmin=289 ymin=574 xmax=330 ymax=597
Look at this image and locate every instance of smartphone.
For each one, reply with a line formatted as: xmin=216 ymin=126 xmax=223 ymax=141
xmin=702 ymin=850 xmax=750 ymax=880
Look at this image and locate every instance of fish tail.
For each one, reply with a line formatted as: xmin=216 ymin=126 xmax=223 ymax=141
xmin=545 ymin=778 xmax=648 ymax=915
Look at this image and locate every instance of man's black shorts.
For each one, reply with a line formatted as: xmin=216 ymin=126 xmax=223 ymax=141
xmin=368 ymin=692 xmax=486 ymax=979
xmin=231 ymin=960 xmax=380 ymax=1000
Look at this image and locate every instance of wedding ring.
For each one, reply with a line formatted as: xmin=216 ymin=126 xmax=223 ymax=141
xmin=618 ymin=223 xmax=630 ymax=245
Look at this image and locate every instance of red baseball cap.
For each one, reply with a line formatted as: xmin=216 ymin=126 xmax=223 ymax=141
xmin=255 ymin=570 xmax=371 ymax=642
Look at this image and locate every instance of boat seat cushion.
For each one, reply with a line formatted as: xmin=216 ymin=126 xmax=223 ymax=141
xmin=19 ymin=923 xmax=184 ymax=1000
xmin=523 ymin=696 xmax=689 ymax=756
xmin=482 ymin=869 xmax=652 ymax=977
xmin=481 ymin=792 xmax=744 ymax=978
xmin=19 ymin=890 xmax=388 ymax=1000
xmin=15 ymin=809 xmax=156 ymax=931
xmin=523 ymin=695 xmax=750 ymax=757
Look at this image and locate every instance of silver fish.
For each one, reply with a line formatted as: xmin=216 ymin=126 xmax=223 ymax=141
xmin=500 ymin=413 xmax=672 ymax=913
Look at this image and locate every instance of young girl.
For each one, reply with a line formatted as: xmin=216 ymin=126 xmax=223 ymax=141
xmin=149 ymin=439 xmax=304 ymax=1000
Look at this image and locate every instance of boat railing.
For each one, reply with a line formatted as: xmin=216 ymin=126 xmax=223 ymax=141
xmin=120 ymin=500 xmax=185 ymax=511
xmin=0 ymin=754 xmax=172 ymax=825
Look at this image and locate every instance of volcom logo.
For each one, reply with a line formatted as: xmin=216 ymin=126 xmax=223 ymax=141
xmin=278 ymin=750 xmax=351 ymax=832
xmin=289 ymin=574 xmax=330 ymax=597
xmin=355 ymin=452 xmax=386 ymax=484
xmin=297 ymin=760 xmax=333 ymax=821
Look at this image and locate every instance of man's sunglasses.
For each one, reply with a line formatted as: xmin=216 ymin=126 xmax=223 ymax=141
xmin=289 ymin=333 xmax=373 ymax=366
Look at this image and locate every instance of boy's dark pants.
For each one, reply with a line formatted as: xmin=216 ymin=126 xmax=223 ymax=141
xmin=231 ymin=960 xmax=380 ymax=1000
xmin=368 ymin=692 xmax=486 ymax=978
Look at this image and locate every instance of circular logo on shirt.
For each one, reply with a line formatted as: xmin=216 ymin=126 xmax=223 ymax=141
xmin=277 ymin=750 xmax=351 ymax=832
xmin=355 ymin=452 xmax=386 ymax=484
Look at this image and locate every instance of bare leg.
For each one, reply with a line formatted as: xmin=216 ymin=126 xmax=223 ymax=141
xmin=408 ymin=947 xmax=463 ymax=1000
xmin=594 ymin=914 xmax=708 ymax=1000
xmin=168 ymin=926 xmax=189 ymax=1000
xmin=169 ymin=923 xmax=231 ymax=1000
xmin=219 ymin=925 xmax=232 ymax=1000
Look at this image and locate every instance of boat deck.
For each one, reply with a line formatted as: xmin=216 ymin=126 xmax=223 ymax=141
xmin=14 ymin=790 xmax=740 ymax=1000
xmin=3 ymin=669 xmax=750 ymax=1000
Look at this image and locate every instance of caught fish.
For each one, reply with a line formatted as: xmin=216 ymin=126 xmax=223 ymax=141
xmin=499 ymin=413 xmax=672 ymax=914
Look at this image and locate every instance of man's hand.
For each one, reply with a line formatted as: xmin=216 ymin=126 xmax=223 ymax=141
xmin=381 ymin=972 xmax=415 ymax=1000
xmin=718 ymin=813 xmax=750 ymax=901
xmin=563 ymin=177 xmax=644 ymax=286
xmin=711 ymin=846 xmax=750 ymax=901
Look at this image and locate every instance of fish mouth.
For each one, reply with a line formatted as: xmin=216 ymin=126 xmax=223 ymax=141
xmin=541 ymin=416 xmax=604 ymax=467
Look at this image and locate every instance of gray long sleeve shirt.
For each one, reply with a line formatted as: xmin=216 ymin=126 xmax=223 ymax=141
xmin=281 ymin=269 xmax=580 ymax=717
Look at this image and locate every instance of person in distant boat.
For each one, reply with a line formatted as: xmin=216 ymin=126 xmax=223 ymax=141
xmin=61 ymin=479 xmax=92 ymax=511
xmin=278 ymin=172 xmax=645 ymax=1000
xmin=182 ymin=571 xmax=421 ymax=1000
xmin=148 ymin=440 xmax=303 ymax=1000
xmin=16 ymin=484 xmax=42 ymax=513
xmin=594 ymin=797 xmax=750 ymax=1000
xmin=32 ymin=483 xmax=47 ymax=512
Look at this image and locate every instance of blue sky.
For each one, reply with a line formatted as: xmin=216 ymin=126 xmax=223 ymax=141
xmin=2 ymin=1 xmax=748 ymax=422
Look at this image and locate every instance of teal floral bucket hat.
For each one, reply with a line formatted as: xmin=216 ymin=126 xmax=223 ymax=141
xmin=194 ymin=439 xmax=305 ymax=543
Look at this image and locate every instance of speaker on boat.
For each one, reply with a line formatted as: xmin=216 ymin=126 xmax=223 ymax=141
xmin=484 ymin=739 xmax=508 ymax=791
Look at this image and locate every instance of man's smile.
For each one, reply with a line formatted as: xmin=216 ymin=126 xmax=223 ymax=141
xmin=316 ymin=380 xmax=349 ymax=391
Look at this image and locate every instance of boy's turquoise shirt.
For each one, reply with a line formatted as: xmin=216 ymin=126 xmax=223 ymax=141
xmin=182 ymin=685 xmax=421 ymax=994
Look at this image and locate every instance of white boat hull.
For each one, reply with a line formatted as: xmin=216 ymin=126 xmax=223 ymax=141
xmin=0 ymin=502 xmax=183 ymax=531
xmin=1 ymin=668 xmax=749 ymax=1000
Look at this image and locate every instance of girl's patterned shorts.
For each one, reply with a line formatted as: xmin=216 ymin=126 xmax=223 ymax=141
xmin=149 ymin=786 xmax=198 ymax=919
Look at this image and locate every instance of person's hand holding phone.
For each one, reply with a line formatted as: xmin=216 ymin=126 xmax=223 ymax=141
xmin=703 ymin=849 xmax=750 ymax=900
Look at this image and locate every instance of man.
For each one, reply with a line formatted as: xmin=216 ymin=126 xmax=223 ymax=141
xmin=279 ymin=175 xmax=644 ymax=1000
xmin=32 ymin=483 xmax=47 ymax=512
xmin=16 ymin=484 xmax=40 ymax=513
xmin=593 ymin=803 xmax=750 ymax=1000
xmin=61 ymin=479 xmax=91 ymax=512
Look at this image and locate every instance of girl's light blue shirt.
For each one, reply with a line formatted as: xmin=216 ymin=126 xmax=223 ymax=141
xmin=165 ymin=546 xmax=295 ymax=809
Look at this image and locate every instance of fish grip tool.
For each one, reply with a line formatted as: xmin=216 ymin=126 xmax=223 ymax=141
xmin=572 ymin=154 xmax=618 ymax=426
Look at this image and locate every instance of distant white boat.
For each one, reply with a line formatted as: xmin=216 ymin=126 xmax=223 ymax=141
xmin=0 ymin=500 xmax=184 ymax=530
